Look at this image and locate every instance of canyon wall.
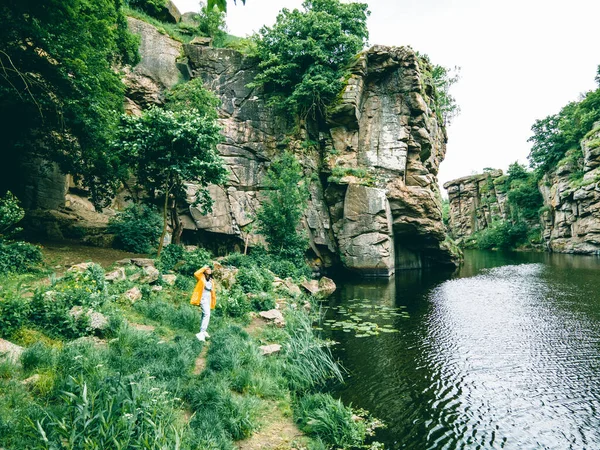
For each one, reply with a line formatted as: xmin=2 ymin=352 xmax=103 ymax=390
xmin=539 ymin=124 xmax=600 ymax=254
xmin=19 ymin=17 xmax=460 ymax=274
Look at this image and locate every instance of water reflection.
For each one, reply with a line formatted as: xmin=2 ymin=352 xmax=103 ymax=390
xmin=326 ymin=251 xmax=600 ymax=449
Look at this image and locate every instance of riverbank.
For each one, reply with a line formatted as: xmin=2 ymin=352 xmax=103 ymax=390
xmin=0 ymin=245 xmax=382 ymax=449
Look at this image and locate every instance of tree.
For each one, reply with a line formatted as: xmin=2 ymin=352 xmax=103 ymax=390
xmin=250 ymin=0 xmax=370 ymax=121
xmin=528 ymin=68 xmax=600 ymax=174
xmin=256 ymin=152 xmax=309 ymax=262
xmin=207 ymin=0 xmax=246 ymax=13
xmin=417 ymin=54 xmax=461 ymax=126
xmin=0 ymin=0 xmax=139 ymax=207
xmin=116 ymin=107 xmax=228 ymax=256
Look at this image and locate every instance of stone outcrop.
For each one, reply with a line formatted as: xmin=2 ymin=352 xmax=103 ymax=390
xmin=17 ymin=18 xmax=459 ymax=275
xmin=444 ymin=170 xmax=509 ymax=241
xmin=178 ymin=43 xmax=458 ymax=274
xmin=539 ymin=123 xmax=600 ymax=254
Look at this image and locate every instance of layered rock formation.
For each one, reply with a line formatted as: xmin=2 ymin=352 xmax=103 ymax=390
xmin=539 ymin=123 xmax=600 ymax=254
xmin=177 ymin=42 xmax=458 ymax=274
xmin=18 ymin=18 xmax=459 ymax=275
xmin=444 ymin=170 xmax=508 ymax=241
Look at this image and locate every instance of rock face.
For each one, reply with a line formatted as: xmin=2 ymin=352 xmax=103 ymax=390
xmin=178 ymin=43 xmax=458 ymax=274
xmin=539 ymin=124 xmax=600 ymax=254
xmin=17 ymin=18 xmax=459 ymax=275
xmin=444 ymin=170 xmax=509 ymax=241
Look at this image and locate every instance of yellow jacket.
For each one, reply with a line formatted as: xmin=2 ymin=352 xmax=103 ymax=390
xmin=190 ymin=267 xmax=216 ymax=309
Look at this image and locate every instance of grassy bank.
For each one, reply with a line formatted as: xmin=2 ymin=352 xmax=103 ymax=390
xmin=0 ymin=245 xmax=382 ymax=449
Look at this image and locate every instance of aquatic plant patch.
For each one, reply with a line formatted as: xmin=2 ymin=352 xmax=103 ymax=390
xmin=322 ymin=302 xmax=408 ymax=337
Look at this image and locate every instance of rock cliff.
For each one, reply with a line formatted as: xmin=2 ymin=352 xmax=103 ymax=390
xmin=444 ymin=170 xmax=508 ymax=241
xmin=539 ymin=123 xmax=600 ymax=254
xmin=20 ymin=18 xmax=460 ymax=275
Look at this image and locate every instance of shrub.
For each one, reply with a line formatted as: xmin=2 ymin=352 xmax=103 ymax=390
xmin=0 ymin=295 xmax=30 ymax=339
xmin=33 ymin=373 xmax=186 ymax=450
xmin=473 ymin=221 xmax=528 ymax=250
xmin=20 ymin=343 xmax=57 ymax=375
xmin=28 ymin=264 xmax=108 ymax=338
xmin=108 ymin=204 xmax=162 ymax=253
xmin=177 ymin=247 xmax=213 ymax=277
xmin=250 ymin=292 xmax=277 ymax=312
xmin=236 ymin=265 xmax=274 ymax=294
xmin=156 ymin=243 xmax=185 ymax=272
xmin=0 ymin=241 xmax=43 ymax=275
xmin=216 ymin=287 xmax=251 ymax=319
xmin=0 ymin=191 xmax=25 ymax=238
xmin=295 ymin=393 xmax=369 ymax=448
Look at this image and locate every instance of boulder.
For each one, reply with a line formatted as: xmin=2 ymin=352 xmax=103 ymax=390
xmin=161 ymin=274 xmax=177 ymax=286
xmin=140 ymin=265 xmax=160 ymax=284
xmin=131 ymin=258 xmax=156 ymax=268
xmin=259 ymin=344 xmax=282 ymax=356
xmin=124 ymin=287 xmax=142 ymax=303
xmin=189 ymin=36 xmax=212 ymax=46
xmin=259 ymin=309 xmax=285 ymax=327
xmin=278 ymin=278 xmax=302 ymax=297
xmin=0 ymin=339 xmax=24 ymax=363
xmin=69 ymin=307 xmax=109 ymax=331
xmin=68 ymin=262 xmax=95 ymax=273
xmin=22 ymin=374 xmax=41 ymax=386
xmin=105 ymin=267 xmax=126 ymax=282
xmin=317 ymin=277 xmax=336 ymax=297
xmin=151 ymin=285 xmax=163 ymax=292
xmin=301 ymin=280 xmax=319 ymax=296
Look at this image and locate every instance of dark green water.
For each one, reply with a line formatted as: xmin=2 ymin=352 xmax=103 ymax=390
xmin=324 ymin=250 xmax=600 ymax=449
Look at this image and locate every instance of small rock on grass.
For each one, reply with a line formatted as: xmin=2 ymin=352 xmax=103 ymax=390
xmin=0 ymin=338 xmax=24 ymax=363
xmin=259 ymin=344 xmax=282 ymax=356
xmin=105 ymin=267 xmax=126 ymax=282
xmin=124 ymin=287 xmax=142 ymax=303
xmin=259 ymin=309 xmax=286 ymax=327
xmin=69 ymin=307 xmax=109 ymax=331
xmin=67 ymin=262 xmax=95 ymax=273
xmin=161 ymin=274 xmax=177 ymax=286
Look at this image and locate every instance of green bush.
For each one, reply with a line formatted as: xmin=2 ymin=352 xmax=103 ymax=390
xmin=473 ymin=221 xmax=528 ymax=250
xmin=125 ymin=0 xmax=167 ymax=19
xmin=0 ymin=241 xmax=43 ymax=275
xmin=216 ymin=287 xmax=251 ymax=319
xmin=0 ymin=295 xmax=30 ymax=339
xmin=108 ymin=204 xmax=162 ymax=253
xmin=295 ymin=393 xmax=369 ymax=448
xmin=28 ymin=264 xmax=108 ymax=338
xmin=156 ymin=243 xmax=185 ymax=272
xmin=20 ymin=343 xmax=57 ymax=375
xmin=250 ymin=292 xmax=277 ymax=312
xmin=33 ymin=373 xmax=185 ymax=450
xmin=177 ymin=247 xmax=212 ymax=277
xmin=236 ymin=265 xmax=274 ymax=294
xmin=0 ymin=191 xmax=25 ymax=239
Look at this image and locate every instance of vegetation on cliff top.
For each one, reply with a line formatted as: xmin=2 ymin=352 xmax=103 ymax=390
xmin=249 ymin=0 xmax=370 ymax=122
xmin=528 ymin=66 xmax=600 ymax=175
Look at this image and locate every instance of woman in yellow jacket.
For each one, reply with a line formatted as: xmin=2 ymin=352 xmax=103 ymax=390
xmin=190 ymin=265 xmax=216 ymax=341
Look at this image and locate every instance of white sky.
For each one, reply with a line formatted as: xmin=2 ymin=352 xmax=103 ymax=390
xmin=172 ymin=0 xmax=600 ymax=189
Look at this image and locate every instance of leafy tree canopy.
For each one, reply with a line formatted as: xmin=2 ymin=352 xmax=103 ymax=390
xmin=257 ymin=152 xmax=309 ymax=262
xmin=250 ymin=0 xmax=370 ymax=121
xmin=207 ymin=0 xmax=246 ymax=13
xmin=418 ymin=54 xmax=461 ymax=126
xmin=116 ymin=106 xmax=228 ymax=254
xmin=528 ymin=69 xmax=600 ymax=174
xmin=0 ymin=0 xmax=139 ymax=208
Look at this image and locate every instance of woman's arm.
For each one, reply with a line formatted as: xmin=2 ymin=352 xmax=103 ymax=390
xmin=194 ymin=266 xmax=209 ymax=281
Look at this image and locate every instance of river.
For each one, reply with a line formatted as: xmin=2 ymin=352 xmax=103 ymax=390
xmin=323 ymin=250 xmax=600 ymax=449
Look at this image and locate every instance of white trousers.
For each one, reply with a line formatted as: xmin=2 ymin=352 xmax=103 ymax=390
xmin=200 ymin=296 xmax=211 ymax=332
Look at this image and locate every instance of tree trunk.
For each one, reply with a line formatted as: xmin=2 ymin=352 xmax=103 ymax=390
xmin=171 ymin=199 xmax=183 ymax=244
xmin=157 ymin=189 xmax=169 ymax=257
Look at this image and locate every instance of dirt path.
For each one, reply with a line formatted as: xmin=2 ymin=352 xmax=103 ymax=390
xmin=237 ymin=400 xmax=305 ymax=450
xmin=193 ymin=344 xmax=208 ymax=375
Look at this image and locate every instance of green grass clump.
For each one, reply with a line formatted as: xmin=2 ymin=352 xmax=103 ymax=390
xmin=295 ymin=393 xmax=368 ymax=448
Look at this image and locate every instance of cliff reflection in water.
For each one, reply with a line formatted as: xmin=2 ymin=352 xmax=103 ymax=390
xmin=324 ymin=250 xmax=600 ymax=449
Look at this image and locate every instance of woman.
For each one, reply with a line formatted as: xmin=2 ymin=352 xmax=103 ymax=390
xmin=190 ymin=265 xmax=216 ymax=342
